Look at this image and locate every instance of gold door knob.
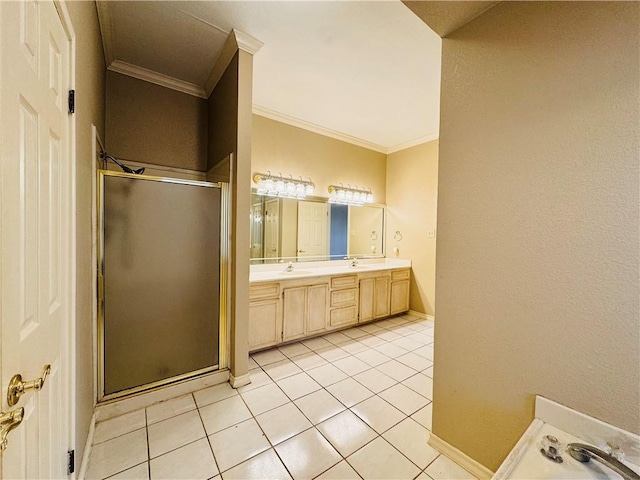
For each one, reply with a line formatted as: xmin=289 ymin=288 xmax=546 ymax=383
xmin=7 ymin=364 xmax=51 ymax=406
xmin=0 ymin=407 xmax=24 ymax=452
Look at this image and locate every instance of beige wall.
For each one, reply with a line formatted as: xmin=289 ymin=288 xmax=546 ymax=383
xmin=105 ymin=71 xmax=207 ymax=171
xmin=385 ymin=141 xmax=438 ymax=316
xmin=66 ymin=0 xmax=105 ymax=467
xmin=433 ymin=2 xmax=639 ymax=471
xmin=208 ymin=54 xmax=239 ymax=170
xmin=252 ymin=115 xmax=387 ymax=203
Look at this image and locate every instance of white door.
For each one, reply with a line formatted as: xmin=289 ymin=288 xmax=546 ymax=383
xmin=264 ymin=199 xmax=280 ymax=260
xmin=1 ymin=1 xmax=73 ymax=478
xmin=297 ymin=201 xmax=328 ymax=259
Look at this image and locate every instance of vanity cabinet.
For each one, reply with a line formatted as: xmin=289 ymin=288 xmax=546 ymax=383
xmin=390 ymin=269 xmax=410 ymax=315
xmin=282 ymin=283 xmax=329 ymax=342
xmin=359 ymin=273 xmax=391 ymax=322
xmin=249 ymin=283 xmax=282 ymax=350
xmin=328 ymin=275 xmax=359 ymax=328
xmin=249 ymin=266 xmax=411 ymax=352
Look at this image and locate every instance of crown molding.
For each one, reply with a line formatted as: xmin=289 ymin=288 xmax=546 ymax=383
xmin=233 ymin=29 xmax=264 ymax=55
xmin=386 ymin=131 xmax=439 ymax=154
xmin=253 ymin=105 xmax=388 ymax=154
xmin=108 ymin=60 xmax=207 ymax=98
xmin=96 ymin=1 xmax=115 ymax=65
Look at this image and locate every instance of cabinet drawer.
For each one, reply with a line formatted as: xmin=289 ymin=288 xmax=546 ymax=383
xmin=331 ymin=275 xmax=358 ymax=289
xmin=391 ymin=269 xmax=410 ymax=281
xmin=330 ymin=306 xmax=358 ymax=327
xmin=250 ymin=282 xmax=280 ymax=300
xmin=330 ymin=288 xmax=358 ymax=307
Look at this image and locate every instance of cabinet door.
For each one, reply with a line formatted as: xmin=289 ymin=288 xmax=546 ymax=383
xmin=359 ymin=278 xmax=375 ymax=322
xmin=283 ymin=287 xmax=307 ymax=341
xmin=374 ymin=276 xmax=391 ymax=319
xmin=390 ymin=280 xmax=410 ymax=315
xmin=307 ymin=284 xmax=328 ymax=334
xmin=249 ymin=298 xmax=282 ymax=351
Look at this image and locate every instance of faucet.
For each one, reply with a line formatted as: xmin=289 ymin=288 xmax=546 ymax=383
xmin=284 ymin=262 xmax=294 ymax=272
xmin=348 ymin=257 xmax=359 ymax=268
xmin=567 ymin=443 xmax=640 ymax=480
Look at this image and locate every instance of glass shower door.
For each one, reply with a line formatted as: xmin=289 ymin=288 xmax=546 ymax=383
xmin=99 ymin=171 xmax=223 ymax=399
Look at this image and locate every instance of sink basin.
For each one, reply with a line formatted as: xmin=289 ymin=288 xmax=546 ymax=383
xmin=278 ymin=270 xmax=313 ymax=275
xmin=346 ymin=264 xmax=371 ymax=269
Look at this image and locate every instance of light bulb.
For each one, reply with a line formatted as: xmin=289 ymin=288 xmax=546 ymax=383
xmin=276 ymin=180 xmax=285 ymax=192
xmin=306 ymin=184 xmax=314 ymax=195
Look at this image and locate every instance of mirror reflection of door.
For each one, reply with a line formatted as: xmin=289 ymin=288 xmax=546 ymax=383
xmin=250 ymin=202 xmax=264 ymax=258
xmin=264 ymin=199 xmax=280 ymax=260
xmin=297 ymin=200 xmax=329 ymax=260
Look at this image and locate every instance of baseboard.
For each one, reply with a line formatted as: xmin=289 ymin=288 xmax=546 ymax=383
xmin=428 ymin=433 xmax=494 ymax=480
xmin=230 ymin=372 xmax=251 ymax=388
xmin=78 ymin=413 xmax=96 ymax=480
xmin=408 ymin=310 xmax=435 ymax=322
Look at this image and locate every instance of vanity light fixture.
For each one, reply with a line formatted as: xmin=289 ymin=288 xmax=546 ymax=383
xmin=328 ymin=184 xmax=374 ymax=206
xmin=253 ymin=171 xmax=315 ymax=199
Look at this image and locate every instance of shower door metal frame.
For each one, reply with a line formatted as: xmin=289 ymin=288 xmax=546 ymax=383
xmin=96 ymin=170 xmax=230 ymax=402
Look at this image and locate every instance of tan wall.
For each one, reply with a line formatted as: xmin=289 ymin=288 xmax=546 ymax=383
xmin=105 ymin=71 xmax=207 ymax=171
xmin=433 ymin=2 xmax=639 ymax=471
xmin=208 ymin=54 xmax=239 ymax=170
xmin=385 ymin=141 xmax=438 ymax=316
xmin=252 ymin=115 xmax=387 ymax=203
xmin=66 ymin=0 xmax=105 ymax=467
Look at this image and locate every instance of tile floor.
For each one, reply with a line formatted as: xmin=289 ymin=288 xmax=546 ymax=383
xmin=85 ymin=314 xmax=477 ymax=480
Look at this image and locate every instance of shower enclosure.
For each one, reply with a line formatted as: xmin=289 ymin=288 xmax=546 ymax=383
xmin=97 ymin=170 xmax=228 ymax=401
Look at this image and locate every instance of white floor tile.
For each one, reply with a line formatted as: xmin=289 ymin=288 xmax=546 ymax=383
xmin=326 ymin=378 xmax=374 ymax=408
xmin=402 ymin=373 xmax=433 ymax=400
xmin=199 ymin=395 xmax=252 ymax=435
xmin=415 ymin=472 xmax=433 ymax=480
xmin=317 ymin=410 xmax=377 ymax=457
xmin=237 ymin=370 xmax=274 ymax=393
xmin=322 ymin=331 xmax=352 ymax=345
xmin=359 ymin=323 xmax=384 ymax=333
xmin=423 ymin=366 xmax=433 ymax=378
xmin=86 ymin=429 xmax=148 ymax=480
xmin=209 ymin=418 xmax=270 ymax=472
xmin=374 ymin=343 xmax=408 ymax=359
xmin=149 ymin=438 xmax=218 ymax=479
xmin=353 ymin=349 xmax=390 ymax=367
xmin=315 ymin=460 xmax=361 ymax=480
xmin=255 ymin=402 xmax=312 ymax=445
xmin=302 ymin=336 xmax=333 ymax=351
xmin=275 ymin=428 xmax=341 ymax=480
xmin=396 ymin=352 xmax=433 ymax=371
xmin=294 ymin=389 xmax=346 ymax=425
xmin=147 ymin=394 xmax=196 ymax=426
xmin=373 ymin=330 xmax=402 ymax=342
xmin=347 ymin=437 xmax=420 ymax=480
xmin=392 ymin=337 xmax=423 ymax=351
xmin=376 ymin=360 xmax=417 ymax=382
xmin=276 ymin=372 xmax=322 ymax=400
xmin=263 ymin=358 xmax=304 ymax=381
xmin=94 ymin=410 xmax=146 ymax=444
xmin=241 ymin=383 xmax=290 ymax=415
xmin=307 ymin=363 xmax=349 ymax=387
xmin=147 ymin=409 xmax=206 ymax=459
xmin=411 ymin=403 xmax=433 ymax=431
xmin=340 ymin=340 xmax=370 ymax=355
xmin=248 ymin=356 xmax=260 ymax=370
xmin=222 ymin=449 xmax=292 ymax=480
xmin=193 ymin=382 xmax=238 ymax=408
xmin=333 ymin=356 xmax=371 ymax=376
xmin=342 ymin=328 xmax=368 ymax=339
xmin=350 ymin=396 xmax=406 ymax=434
xmin=378 ymin=383 xmax=429 ymax=415
xmin=414 ymin=344 xmax=434 ymax=361
xmin=357 ymin=335 xmax=386 ymax=348
xmin=290 ymin=351 xmax=328 ymax=370
xmin=316 ymin=345 xmax=351 ymax=362
xmin=252 ymin=349 xmax=287 ymax=366
xmin=352 ymin=369 xmax=397 ymax=394
xmin=279 ymin=342 xmax=312 ymax=358
xmin=424 ymin=455 xmax=477 ymax=479
xmin=106 ymin=462 xmax=149 ymax=480
xmin=382 ymin=418 xmax=438 ymax=469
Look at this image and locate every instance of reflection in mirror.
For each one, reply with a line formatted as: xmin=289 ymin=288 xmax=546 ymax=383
xmin=250 ymin=192 xmax=385 ymax=264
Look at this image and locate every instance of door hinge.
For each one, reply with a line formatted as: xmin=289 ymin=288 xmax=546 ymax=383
xmin=68 ymin=90 xmax=75 ymax=114
xmin=67 ymin=449 xmax=75 ymax=475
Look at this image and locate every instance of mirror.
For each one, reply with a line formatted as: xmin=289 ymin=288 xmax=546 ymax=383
xmin=250 ymin=192 xmax=385 ymax=264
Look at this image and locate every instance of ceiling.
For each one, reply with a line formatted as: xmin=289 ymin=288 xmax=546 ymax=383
xmin=97 ymin=1 xmax=442 ymax=153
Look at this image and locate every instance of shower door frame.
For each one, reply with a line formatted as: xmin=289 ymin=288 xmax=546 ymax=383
xmin=96 ymin=170 xmax=230 ymax=402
